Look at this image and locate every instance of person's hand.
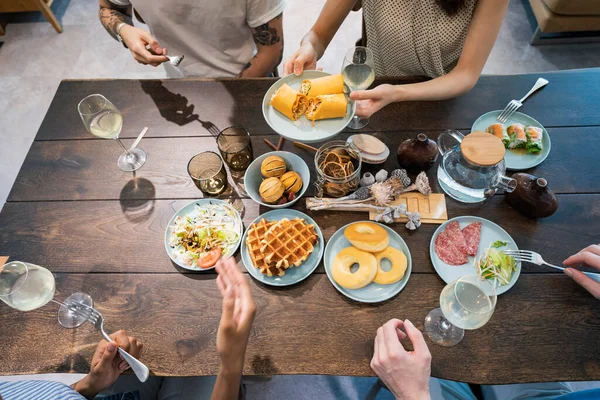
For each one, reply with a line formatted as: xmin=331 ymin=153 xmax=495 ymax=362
xmin=371 ymin=319 xmax=431 ymax=400
xmin=283 ymin=42 xmax=318 ymax=76
xmin=73 ymin=330 xmax=142 ymax=399
xmin=215 ymin=257 xmax=257 ymax=373
xmin=564 ymin=244 xmax=600 ymax=299
xmin=119 ymin=25 xmax=169 ymax=67
xmin=350 ymin=84 xmax=397 ymax=118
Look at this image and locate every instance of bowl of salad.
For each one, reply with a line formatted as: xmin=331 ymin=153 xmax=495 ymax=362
xmin=165 ymin=199 xmax=243 ymax=271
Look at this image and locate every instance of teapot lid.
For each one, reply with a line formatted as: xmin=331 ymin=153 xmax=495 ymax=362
xmin=460 ymin=131 xmax=505 ymax=167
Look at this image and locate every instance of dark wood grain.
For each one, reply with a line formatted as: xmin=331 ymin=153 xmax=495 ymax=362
xmin=1 ymin=274 xmax=598 ymax=383
xmin=8 ymin=127 xmax=600 ymax=202
xmin=1 ymin=195 xmax=597 ymax=274
xmin=35 ymin=69 xmax=600 ymax=141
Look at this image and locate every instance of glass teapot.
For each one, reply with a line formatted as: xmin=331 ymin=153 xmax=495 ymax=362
xmin=436 ymin=130 xmax=516 ymax=203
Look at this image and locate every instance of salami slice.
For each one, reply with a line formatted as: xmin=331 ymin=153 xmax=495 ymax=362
xmin=461 ymin=222 xmax=482 ymax=256
xmin=434 ymin=230 xmax=468 ymax=266
xmin=444 ymin=221 xmax=469 ymax=255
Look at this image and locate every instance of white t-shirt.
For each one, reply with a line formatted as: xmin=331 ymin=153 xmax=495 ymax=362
xmin=129 ymin=0 xmax=286 ymax=78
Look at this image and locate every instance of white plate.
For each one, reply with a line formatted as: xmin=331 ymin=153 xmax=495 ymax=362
xmin=347 ymin=135 xmax=390 ymax=164
xmin=429 ymin=216 xmax=521 ymax=295
xmin=262 ymin=71 xmax=356 ymax=143
xmin=164 ymin=199 xmax=243 ymax=271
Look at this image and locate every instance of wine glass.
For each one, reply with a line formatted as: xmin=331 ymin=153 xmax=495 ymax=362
xmin=78 ymin=94 xmax=147 ymax=172
xmin=424 ymin=275 xmax=497 ymax=347
xmin=341 ymin=46 xmax=375 ymax=130
xmin=0 ymin=261 xmax=93 ymax=328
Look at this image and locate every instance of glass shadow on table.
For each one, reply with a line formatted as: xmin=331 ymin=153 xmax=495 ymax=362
xmin=119 ymin=177 xmax=156 ymax=223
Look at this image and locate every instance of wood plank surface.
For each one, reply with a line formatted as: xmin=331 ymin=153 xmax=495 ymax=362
xmin=1 ymin=274 xmax=598 ymax=384
xmin=8 ymin=127 xmax=600 ymax=202
xmin=1 ymin=195 xmax=597 ymax=274
xmin=34 ymin=70 xmax=600 ymax=141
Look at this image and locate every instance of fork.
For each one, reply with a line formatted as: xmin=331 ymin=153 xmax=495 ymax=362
xmin=63 ymin=302 xmax=150 ymax=382
xmin=145 ymin=45 xmax=184 ymax=66
xmin=503 ymin=249 xmax=600 ymax=282
xmin=497 ymin=78 xmax=549 ymax=123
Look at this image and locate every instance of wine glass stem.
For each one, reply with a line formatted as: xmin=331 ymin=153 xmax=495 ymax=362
xmin=116 ymin=138 xmax=132 ymax=156
xmin=440 ymin=318 xmax=451 ymax=332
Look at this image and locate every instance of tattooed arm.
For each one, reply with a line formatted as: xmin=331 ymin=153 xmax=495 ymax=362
xmin=238 ymin=13 xmax=284 ymax=78
xmin=98 ymin=0 xmax=168 ymax=66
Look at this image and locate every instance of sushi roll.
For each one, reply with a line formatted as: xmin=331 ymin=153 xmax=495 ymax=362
xmin=525 ymin=126 xmax=543 ymax=154
xmin=486 ymin=123 xmax=510 ymax=148
xmin=507 ymin=123 xmax=527 ymax=149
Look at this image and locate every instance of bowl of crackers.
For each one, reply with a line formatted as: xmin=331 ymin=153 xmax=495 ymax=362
xmin=245 ymin=151 xmax=310 ymax=209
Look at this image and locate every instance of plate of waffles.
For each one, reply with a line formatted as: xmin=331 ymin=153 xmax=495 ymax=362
xmin=241 ymin=209 xmax=324 ymax=286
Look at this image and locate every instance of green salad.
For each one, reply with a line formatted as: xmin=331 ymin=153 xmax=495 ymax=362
xmin=475 ymin=242 xmax=517 ymax=286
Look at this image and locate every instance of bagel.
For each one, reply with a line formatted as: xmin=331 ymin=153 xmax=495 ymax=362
xmin=344 ymin=222 xmax=389 ymax=252
xmin=332 ymin=247 xmax=377 ymax=289
xmin=373 ymin=246 xmax=407 ymax=285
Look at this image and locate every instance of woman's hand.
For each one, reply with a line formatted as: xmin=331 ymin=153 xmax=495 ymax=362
xmin=215 ymin=257 xmax=257 ymax=373
xmin=371 ymin=319 xmax=431 ymax=400
xmin=119 ymin=25 xmax=169 ymax=67
xmin=350 ymin=84 xmax=397 ymax=118
xmin=283 ymin=42 xmax=318 ymax=76
xmin=564 ymin=244 xmax=600 ymax=299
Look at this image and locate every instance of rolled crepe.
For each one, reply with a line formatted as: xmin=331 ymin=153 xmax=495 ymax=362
xmin=270 ymin=83 xmax=308 ymax=121
xmin=306 ymin=93 xmax=348 ymax=121
xmin=300 ymin=74 xmax=344 ymax=97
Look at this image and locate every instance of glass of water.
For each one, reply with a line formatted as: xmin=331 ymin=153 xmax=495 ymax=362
xmin=341 ymin=46 xmax=375 ymax=130
xmin=0 ymin=261 xmax=93 ymax=328
xmin=188 ymin=151 xmax=229 ymax=196
xmin=424 ymin=275 xmax=497 ymax=347
xmin=78 ymin=94 xmax=147 ymax=172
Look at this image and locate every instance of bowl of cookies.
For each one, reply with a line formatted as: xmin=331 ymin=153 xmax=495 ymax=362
xmin=245 ymin=151 xmax=310 ymax=209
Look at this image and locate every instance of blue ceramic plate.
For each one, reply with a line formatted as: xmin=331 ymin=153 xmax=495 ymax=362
xmin=244 ymin=151 xmax=310 ymax=209
xmin=472 ymin=110 xmax=551 ymax=171
xmin=262 ymin=70 xmax=356 ymax=143
xmin=324 ymin=222 xmax=412 ymax=303
xmin=164 ymin=199 xmax=243 ymax=272
xmin=241 ymin=209 xmax=324 ymax=286
xmin=429 ymin=216 xmax=521 ymax=295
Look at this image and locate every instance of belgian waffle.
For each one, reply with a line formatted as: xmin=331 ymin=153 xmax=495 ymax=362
xmin=260 ymin=218 xmax=318 ymax=269
xmin=245 ymin=219 xmax=284 ymax=277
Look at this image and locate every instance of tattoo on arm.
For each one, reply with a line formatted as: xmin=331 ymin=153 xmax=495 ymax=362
xmin=251 ymin=13 xmax=282 ymax=46
xmin=98 ymin=0 xmax=133 ymax=40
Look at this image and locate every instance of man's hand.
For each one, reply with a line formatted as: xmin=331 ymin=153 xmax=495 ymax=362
xmin=349 ymin=84 xmax=397 ymax=118
xmin=119 ymin=25 xmax=169 ymax=67
xmin=283 ymin=42 xmax=318 ymax=76
xmin=564 ymin=244 xmax=600 ymax=299
xmin=371 ymin=319 xmax=431 ymax=400
xmin=72 ymin=330 xmax=142 ymax=399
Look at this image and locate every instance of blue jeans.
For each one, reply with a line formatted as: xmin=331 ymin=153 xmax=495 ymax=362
xmin=430 ymin=378 xmax=574 ymax=400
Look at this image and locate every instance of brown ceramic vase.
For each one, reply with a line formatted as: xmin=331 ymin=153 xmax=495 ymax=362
xmin=397 ymin=133 xmax=439 ymax=172
xmin=505 ymin=173 xmax=558 ymax=218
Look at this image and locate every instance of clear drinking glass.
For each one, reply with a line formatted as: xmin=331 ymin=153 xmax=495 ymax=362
xmin=78 ymin=94 xmax=147 ymax=172
xmin=188 ymin=151 xmax=229 ymax=196
xmin=216 ymin=126 xmax=254 ymax=178
xmin=0 ymin=261 xmax=93 ymax=328
xmin=424 ymin=275 xmax=497 ymax=347
xmin=341 ymin=46 xmax=375 ymax=130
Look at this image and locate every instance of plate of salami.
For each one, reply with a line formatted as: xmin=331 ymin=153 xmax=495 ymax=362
xmin=429 ymin=216 xmax=521 ymax=295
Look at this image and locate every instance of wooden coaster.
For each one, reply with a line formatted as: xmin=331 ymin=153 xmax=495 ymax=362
xmin=461 ymin=131 xmax=505 ymax=167
xmin=351 ymin=134 xmax=385 ymax=155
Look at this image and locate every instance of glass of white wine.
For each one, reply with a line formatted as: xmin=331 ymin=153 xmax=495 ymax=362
xmin=424 ymin=275 xmax=497 ymax=347
xmin=78 ymin=94 xmax=147 ymax=172
xmin=341 ymin=46 xmax=375 ymax=130
xmin=0 ymin=261 xmax=93 ymax=328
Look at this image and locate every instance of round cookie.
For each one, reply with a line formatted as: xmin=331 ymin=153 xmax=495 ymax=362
xmin=332 ymin=247 xmax=377 ymax=289
xmin=344 ymin=222 xmax=389 ymax=252
xmin=373 ymin=246 xmax=407 ymax=285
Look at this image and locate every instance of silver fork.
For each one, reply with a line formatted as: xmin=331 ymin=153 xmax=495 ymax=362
xmin=497 ymin=78 xmax=549 ymax=123
xmin=64 ymin=302 xmax=150 ymax=382
xmin=503 ymin=250 xmax=600 ymax=282
xmin=145 ymin=45 xmax=184 ymax=66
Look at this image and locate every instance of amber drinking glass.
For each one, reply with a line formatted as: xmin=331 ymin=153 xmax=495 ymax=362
xmin=216 ymin=126 xmax=254 ymax=177
xmin=188 ymin=151 xmax=229 ymax=196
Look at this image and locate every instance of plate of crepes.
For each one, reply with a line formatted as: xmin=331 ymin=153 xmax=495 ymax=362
xmin=263 ymin=70 xmax=356 ymax=143
xmin=324 ymin=221 xmax=412 ymax=303
xmin=430 ymin=216 xmax=521 ymax=295
xmin=165 ymin=199 xmax=243 ymax=271
xmin=241 ymin=209 xmax=324 ymax=286
xmin=472 ymin=110 xmax=551 ymax=170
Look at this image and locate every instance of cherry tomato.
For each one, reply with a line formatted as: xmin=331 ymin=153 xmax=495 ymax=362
xmin=196 ymin=247 xmax=222 ymax=269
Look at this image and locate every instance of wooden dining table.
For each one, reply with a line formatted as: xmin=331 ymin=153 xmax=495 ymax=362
xmin=1 ymin=69 xmax=599 ymax=385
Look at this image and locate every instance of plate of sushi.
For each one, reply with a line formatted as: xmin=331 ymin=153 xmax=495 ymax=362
xmin=262 ymin=70 xmax=356 ymax=143
xmin=472 ymin=110 xmax=551 ymax=170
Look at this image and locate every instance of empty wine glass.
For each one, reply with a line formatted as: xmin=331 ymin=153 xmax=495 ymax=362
xmin=424 ymin=275 xmax=497 ymax=347
xmin=78 ymin=94 xmax=146 ymax=172
xmin=341 ymin=46 xmax=375 ymax=130
xmin=0 ymin=261 xmax=93 ymax=328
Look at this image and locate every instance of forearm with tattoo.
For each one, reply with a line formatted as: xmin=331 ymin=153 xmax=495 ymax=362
xmin=98 ymin=0 xmax=133 ymax=40
xmin=240 ymin=13 xmax=283 ymax=77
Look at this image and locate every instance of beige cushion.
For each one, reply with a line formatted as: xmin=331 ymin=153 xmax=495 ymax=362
xmin=542 ymin=0 xmax=600 ymax=17
xmin=531 ymin=0 xmax=600 ymax=32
